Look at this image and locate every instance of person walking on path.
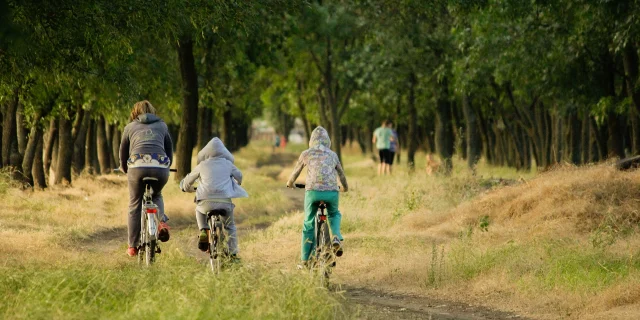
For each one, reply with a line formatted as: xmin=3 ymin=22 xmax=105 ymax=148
xmin=388 ymin=121 xmax=400 ymax=174
xmin=372 ymin=120 xmax=394 ymax=175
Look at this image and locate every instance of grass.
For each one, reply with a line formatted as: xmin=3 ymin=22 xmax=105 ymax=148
xmin=0 ymin=142 xmax=348 ymax=320
xmin=0 ymin=259 xmax=345 ymax=320
xmin=3 ymin=140 xmax=640 ymax=319
xmin=243 ymin=145 xmax=640 ymax=319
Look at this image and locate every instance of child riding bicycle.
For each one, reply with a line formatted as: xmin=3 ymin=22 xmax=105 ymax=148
xmin=286 ymin=126 xmax=349 ymax=267
xmin=180 ymin=138 xmax=248 ymax=258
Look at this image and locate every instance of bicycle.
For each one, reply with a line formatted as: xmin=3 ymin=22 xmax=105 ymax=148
xmin=205 ymin=208 xmax=228 ymax=274
xmin=115 ymin=168 xmax=175 ymax=266
xmin=291 ymin=183 xmax=340 ymax=286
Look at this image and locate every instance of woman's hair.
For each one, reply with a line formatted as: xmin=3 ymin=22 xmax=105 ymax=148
xmin=130 ymin=100 xmax=156 ymax=121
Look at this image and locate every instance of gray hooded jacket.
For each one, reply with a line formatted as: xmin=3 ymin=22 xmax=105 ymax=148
xmin=119 ymin=113 xmax=173 ymax=173
xmin=180 ymin=138 xmax=249 ymax=200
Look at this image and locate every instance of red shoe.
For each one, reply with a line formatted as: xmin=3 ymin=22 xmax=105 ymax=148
xmin=158 ymin=222 xmax=170 ymax=242
xmin=127 ymin=247 xmax=138 ymax=257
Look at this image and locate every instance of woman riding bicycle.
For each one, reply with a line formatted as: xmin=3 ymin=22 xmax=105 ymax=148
xmin=286 ymin=126 xmax=349 ymax=267
xmin=119 ymin=100 xmax=173 ymax=257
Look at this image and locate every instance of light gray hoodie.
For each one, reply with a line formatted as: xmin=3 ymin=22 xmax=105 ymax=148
xmin=180 ymin=138 xmax=249 ymax=201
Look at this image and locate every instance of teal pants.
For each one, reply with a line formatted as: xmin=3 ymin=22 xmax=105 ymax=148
xmin=301 ymin=190 xmax=343 ymax=261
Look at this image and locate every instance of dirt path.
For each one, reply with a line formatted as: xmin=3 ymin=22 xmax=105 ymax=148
xmin=345 ymin=287 xmax=526 ymax=320
xmin=258 ymin=153 xmax=528 ymax=320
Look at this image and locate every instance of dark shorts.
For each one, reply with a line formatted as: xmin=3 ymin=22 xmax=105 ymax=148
xmin=388 ymin=151 xmax=396 ymax=165
xmin=378 ymin=149 xmax=393 ymax=164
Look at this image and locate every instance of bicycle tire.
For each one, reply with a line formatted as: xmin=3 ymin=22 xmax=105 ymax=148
xmin=208 ymin=218 xmax=218 ymax=274
xmin=317 ymin=221 xmax=332 ymax=285
xmin=138 ymin=211 xmax=147 ymax=265
xmin=214 ymin=223 xmax=223 ymax=273
xmin=147 ymin=239 xmax=156 ymax=265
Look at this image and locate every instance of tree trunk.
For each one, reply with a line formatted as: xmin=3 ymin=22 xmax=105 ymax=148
xmin=33 ymin=135 xmax=46 ymax=189
xmin=407 ymin=72 xmax=418 ymax=168
xmin=54 ymin=115 xmax=73 ymax=185
xmin=21 ymin=101 xmax=53 ymax=185
xmin=2 ymin=88 xmax=19 ymax=167
xmin=111 ymin=124 xmax=121 ymax=169
xmin=16 ymin=102 xmax=27 ymax=156
xmin=44 ymin=118 xmax=58 ymax=177
xmin=96 ymin=116 xmax=112 ymax=174
xmin=72 ymin=110 xmax=90 ymax=174
xmin=85 ymin=119 xmax=97 ymax=174
xmin=569 ymin=111 xmax=582 ymax=164
xmin=553 ymin=113 xmax=563 ymax=164
xmin=623 ymin=43 xmax=640 ymax=115
xmin=197 ymin=107 xmax=212 ymax=150
xmin=462 ymin=95 xmax=481 ymax=170
xmin=21 ymin=110 xmax=44 ymax=186
xmin=582 ymin=113 xmax=590 ymax=163
xmin=222 ymin=104 xmax=233 ymax=150
xmin=435 ymin=78 xmax=454 ymax=174
xmin=175 ymin=37 xmax=199 ymax=180
xmin=297 ymin=80 xmax=312 ymax=141
xmin=631 ymin=108 xmax=640 ymax=155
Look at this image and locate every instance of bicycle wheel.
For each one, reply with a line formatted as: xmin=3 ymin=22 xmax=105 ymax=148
xmin=144 ymin=214 xmax=156 ymax=266
xmin=138 ymin=211 xmax=147 ymax=265
xmin=316 ymin=221 xmax=332 ymax=285
xmin=208 ymin=218 xmax=218 ymax=273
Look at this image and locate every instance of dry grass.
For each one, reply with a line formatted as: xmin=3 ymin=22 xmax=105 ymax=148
xmin=3 ymin=141 xmax=640 ymax=319
xmin=243 ymin=146 xmax=640 ymax=320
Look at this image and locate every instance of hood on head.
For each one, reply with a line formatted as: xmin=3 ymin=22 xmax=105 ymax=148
xmin=309 ymin=126 xmax=331 ymax=149
xmin=137 ymin=113 xmax=162 ymax=124
xmin=197 ymin=137 xmax=234 ymax=164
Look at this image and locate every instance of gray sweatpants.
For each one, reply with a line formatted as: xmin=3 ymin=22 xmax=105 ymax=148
xmin=196 ymin=201 xmax=238 ymax=255
xmin=127 ymin=167 xmax=169 ymax=247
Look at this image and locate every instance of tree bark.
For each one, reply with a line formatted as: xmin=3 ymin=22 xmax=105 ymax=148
xmin=16 ymin=102 xmax=27 ymax=155
xmin=96 ymin=116 xmax=112 ymax=174
xmin=197 ymin=107 xmax=212 ymax=150
xmin=462 ymin=95 xmax=481 ymax=170
xmin=2 ymin=88 xmax=19 ymax=167
xmin=72 ymin=110 xmax=90 ymax=174
xmin=43 ymin=118 xmax=58 ymax=176
xmin=54 ymin=115 xmax=73 ymax=185
xmin=623 ymin=43 xmax=640 ymax=115
xmin=22 ymin=111 xmax=44 ymax=186
xmin=33 ymin=135 xmax=46 ymax=189
xmin=84 ymin=119 xmax=97 ymax=174
xmin=111 ymin=124 xmax=121 ymax=169
xmin=569 ymin=111 xmax=582 ymax=164
xmin=407 ymin=73 xmax=418 ymax=168
xmin=582 ymin=112 xmax=591 ymax=163
xmin=435 ymin=78 xmax=454 ymax=174
xmin=175 ymin=37 xmax=199 ymax=180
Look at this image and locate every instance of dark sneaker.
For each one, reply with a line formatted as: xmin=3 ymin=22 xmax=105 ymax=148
xmin=332 ymin=237 xmax=343 ymax=257
xmin=229 ymin=254 xmax=241 ymax=264
xmin=158 ymin=222 xmax=170 ymax=242
xmin=198 ymin=229 xmax=209 ymax=252
xmin=127 ymin=246 xmax=138 ymax=257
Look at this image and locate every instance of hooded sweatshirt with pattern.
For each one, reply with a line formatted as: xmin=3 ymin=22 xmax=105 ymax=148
xmin=119 ymin=113 xmax=173 ymax=173
xmin=287 ymin=126 xmax=348 ymax=191
xmin=180 ymin=137 xmax=248 ymax=201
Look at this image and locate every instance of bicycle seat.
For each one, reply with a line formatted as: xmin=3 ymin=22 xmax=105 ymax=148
xmin=142 ymin=177 xmax=159 ymax=182
xmin=207 ymin=209 xmax=227 ymax=217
